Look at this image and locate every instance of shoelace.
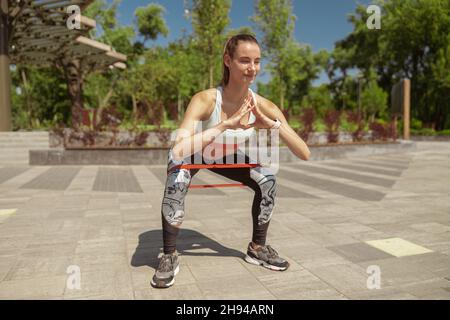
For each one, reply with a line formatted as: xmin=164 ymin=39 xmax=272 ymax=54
xmin=265 ymin=245 xmax=279 ymax=259
xmin=158 ymin=254 xmax=174 ymax=272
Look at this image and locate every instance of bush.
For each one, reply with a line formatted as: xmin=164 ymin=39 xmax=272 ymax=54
xmin=411 ymin=128 xmax=436 ymax=136
xmin=411 ymin=118 xmax=423 ymax=130
xmin=323 ymin=109 xmax=341 ymax=143
xmin=437 ymin=129 xmax=450 ymax=136
xmin=346 ymin=110 xmax=365 ymax=142
xmin=298 ymin=107 xmax=315 ymax=142
xmin=368 ymin=120 xmax=397 ymax=141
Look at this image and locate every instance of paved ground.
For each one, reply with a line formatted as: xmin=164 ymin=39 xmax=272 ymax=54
xmin=0 ymin=141 xmax=449 ymax=300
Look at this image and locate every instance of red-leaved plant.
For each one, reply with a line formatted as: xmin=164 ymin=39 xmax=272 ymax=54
xmin=346 ymin=110 xmax=364 ymax=142
xmin=299 ymin=107 xmax=315 ymax=142
xmin=324 ymin=109 xmax=341 ymax=143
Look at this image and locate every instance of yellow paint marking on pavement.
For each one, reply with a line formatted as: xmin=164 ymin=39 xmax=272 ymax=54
xmin=0 ymin=209 xmax=17 ymax=216
xmin=365 ymin=237 xmax=433 ymax=257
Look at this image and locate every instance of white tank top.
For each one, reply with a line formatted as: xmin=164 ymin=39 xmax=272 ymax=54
xmin=198 ymin=87 xmax=257 ymax=160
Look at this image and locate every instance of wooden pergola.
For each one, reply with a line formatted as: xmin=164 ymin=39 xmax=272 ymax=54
xmin=0 ymin=0 xmax=127 ymax=131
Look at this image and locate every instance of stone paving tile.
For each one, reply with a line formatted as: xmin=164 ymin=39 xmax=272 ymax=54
xmin=187 ymin=256 xmax=253 ymax=282
xmin=0 ymin=258 xmax=18 ymax=282
xmin=281 ymin=243 xmax=353 ymax=269
xmin=328 ymin=242 xmax=395 ymax=263
xmin=397 ymin=278 xmax=450 ymax=299
xmin=0 ymin=167 xmax=30 ymax=184
xmin=398 ymin=252 xmax=450 ymax=275
xmin=20 ymin=241 xmax=77 ymax=259
xmin=66 ymin=166 xmax=98 ymax=192
xmin=326 ymin=163 xmax=403 ymax=177
xmin=277 ymin=168 xmax=386 ymax=201
xmin=257 ymin=269 xmax=338 ymax=299
xmin=73 ymin=253 xmax=130 ymax=273
xmin=409 ymin=222 xmax=450 ymax=234
xmin=3 ymin=256 xmax=73 ymax=281
xmin=134 ymin=283 xmax=205 ymax=300
xmin=196 ymin=276 xmax=277 ymax=300
xmin=63 ymin=267 xmax=134 ymax=299
xmin=0 ymin=275 xmax=67 ymax=299
xmin=75 ymin=237 xmax=127 ymax=256
xmin=306 ymin=263 xmax=371 ymax=294
xmin=344 ymin=286 xmax=419 ymax=300
xmin=285 ymin=163 xmax=396 ymax=187
xmin=0 ymin=167 xmax=50 ymax=191
xmin=132 ymin=166 xmax=162 ymax=191
xmin=352 ymin=159 xmax=410 ymax=170
xmin=365 ymin=238 xmax=433 ymax=257
xmin=357 ymin=258 xmax=438 ymax=287
xmin=93 ymin=167 xmax=143 ymax=193
xmin=21 ymin=167 xmax=81 ymax=190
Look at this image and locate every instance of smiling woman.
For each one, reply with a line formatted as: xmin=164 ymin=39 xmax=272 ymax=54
xmin=151 ymin=34 xmax=311 ymax=289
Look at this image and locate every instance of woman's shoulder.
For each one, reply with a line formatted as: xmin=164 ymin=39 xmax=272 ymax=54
xmin=193 ymin=88 xmax=217 ymax=103
xmin=188 ymin=88 xmax=218 ymax=120
xmin=252 ymin=92 xmax=278 ymax=111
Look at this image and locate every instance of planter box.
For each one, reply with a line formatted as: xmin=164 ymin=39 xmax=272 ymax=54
xmin=411 ymin=135 xmax=450 ymax=141
xmin=30 ymin=140 xmax=416 ymax=165
xmin=50 ymin=129 xmax=377 ymax=149
xmin=49 ymin=129 xmax=172 ymax=149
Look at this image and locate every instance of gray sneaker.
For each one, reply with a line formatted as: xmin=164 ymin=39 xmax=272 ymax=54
xmin=151 ymin=251 xmax=179 ymax=288
xmin=244 ymin=243 xmax=289 ymax=271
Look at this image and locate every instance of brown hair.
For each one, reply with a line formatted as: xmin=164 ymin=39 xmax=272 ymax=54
xmin=221 ymin=34 xmax=260 ymax=87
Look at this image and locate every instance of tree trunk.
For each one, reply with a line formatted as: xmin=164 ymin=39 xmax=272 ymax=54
xmin=63 ymin=59 xmax=84 ymax=128
xmin=279 ymin=85 xmax=285 ymax=111
xmin=177 ymin=90 xmax=182 ymax=122
xmin=132 ymin=94 xmax=137 ymax=124
xmin=209 ymin=63 xmax=214 ymax=88
xmin=0 ymin=0 xmax=12 ymax=131
xmin=20 ymin=69 xmax=32 ymax=128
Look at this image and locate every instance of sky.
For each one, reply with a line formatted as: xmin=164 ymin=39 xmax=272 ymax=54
xmin=108 ymin=0 xmax=372 ymax=84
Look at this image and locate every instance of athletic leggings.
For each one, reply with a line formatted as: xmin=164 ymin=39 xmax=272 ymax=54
xmin=160 ymin=151 xmax=277 ymax=254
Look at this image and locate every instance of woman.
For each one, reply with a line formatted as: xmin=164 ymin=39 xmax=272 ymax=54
xmin=151 ymin=34 xmax=311 ymax=289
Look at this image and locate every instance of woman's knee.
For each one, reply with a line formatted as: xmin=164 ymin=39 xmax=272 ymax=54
xmin=161 ymin=168 xmax=191 ymax=226
xmin=250 ymin=168 xmax=277 ymax=225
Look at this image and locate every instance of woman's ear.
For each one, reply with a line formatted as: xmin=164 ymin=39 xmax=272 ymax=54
xmin=224 ymin=54 xmax=231 ymax=68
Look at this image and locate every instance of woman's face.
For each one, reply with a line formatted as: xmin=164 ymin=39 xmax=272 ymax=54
xmin=225 ymin=41 xmax=261 ymax=85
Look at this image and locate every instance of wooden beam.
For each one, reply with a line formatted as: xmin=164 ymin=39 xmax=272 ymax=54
xmin=75 ymin=35 xmax=110 ymax=52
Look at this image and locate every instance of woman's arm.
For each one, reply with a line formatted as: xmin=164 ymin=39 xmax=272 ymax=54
xmin=251 ymin=95 xmax=311 ymax=161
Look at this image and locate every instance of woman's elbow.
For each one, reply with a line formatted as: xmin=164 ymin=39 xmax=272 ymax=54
xmin=299 ymin=149 xmax=311 ymax=161
xmin=171 ymin=144 xmax=184 ymax=161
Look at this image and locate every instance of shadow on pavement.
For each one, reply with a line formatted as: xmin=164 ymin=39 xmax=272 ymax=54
xmin=130 ymin=229 xmax=246 ymax=270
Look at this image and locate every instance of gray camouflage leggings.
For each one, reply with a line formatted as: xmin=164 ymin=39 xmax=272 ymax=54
xmin=161 ymin=152 xmax=277 ymax=254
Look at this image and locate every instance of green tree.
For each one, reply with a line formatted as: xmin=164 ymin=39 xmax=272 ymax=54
xmin=334 ymin=0 xmax=450 ymax=130
xmin=252 ymin=0 xmax=296 ymax=110
xmin=10 ymin=66 xmax=70 ymax=129
xmin=361 ymin=76 xmax=388 ymax=122
xmin=83 ymin=0 xmax=137 ymax=117
xmin=300 ymin=84 xmax=333 ymax=118
xmin=189 ymin=0 xmax=231 ymax=88
xmin=135 ymin=4 xmax=169 ymax=46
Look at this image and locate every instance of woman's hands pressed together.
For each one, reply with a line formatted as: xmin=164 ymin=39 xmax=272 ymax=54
xmin=222 ymin=93 xmax=276 ymax=130
xmin=222 ymin=94 xmax=255 ymax=130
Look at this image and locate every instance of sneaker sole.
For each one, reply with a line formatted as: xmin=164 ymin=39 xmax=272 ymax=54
xmin=244 ymin=255 xmax=288 ymax=271
xmin=150 ymin=265 xmax=180 ymax=288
